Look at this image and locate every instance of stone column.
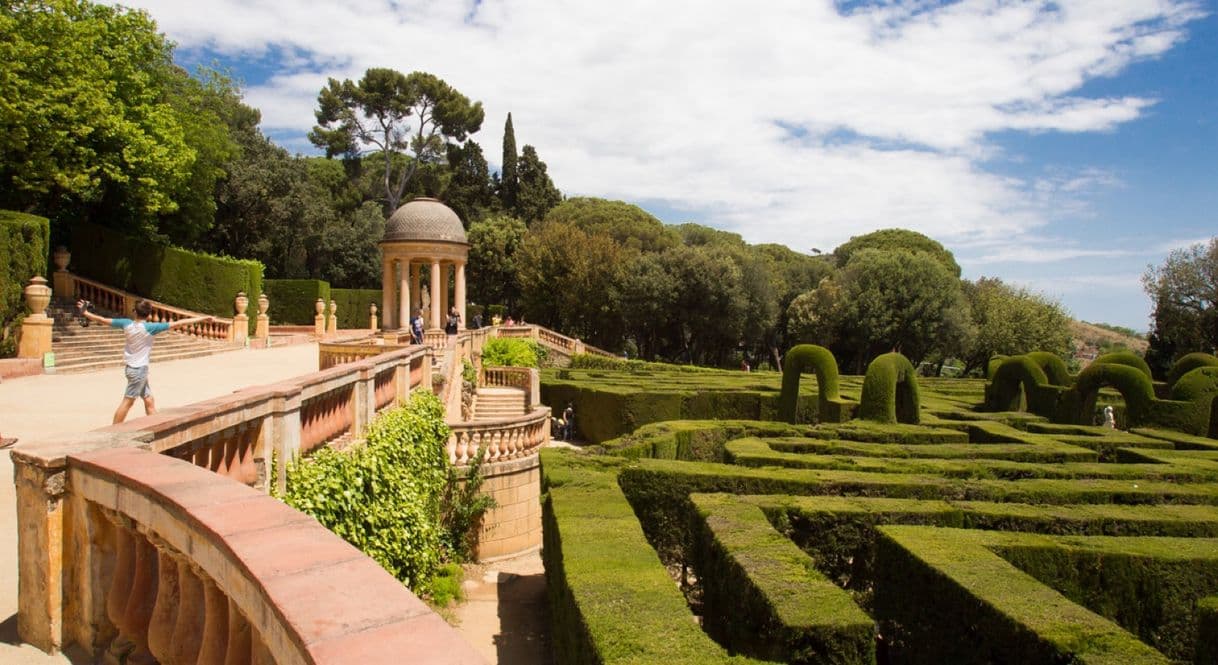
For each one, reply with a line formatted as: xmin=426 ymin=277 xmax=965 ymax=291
xmin=380 ymin=258 xmax=394 ymax=330
xmin=410 ymin=263 xmax=422 ymax=318
xmin=398 ymin=259 xmax=410 ymax=331
xmin=429 ymin=261 xmax=442 ymax=330
xmin=439 ymin=263 xmax=450 ymax=325
xmin=18 ymin=276 xmax=53 ymax=360
xmin=455 ymin=262 xmax=467 ymax=330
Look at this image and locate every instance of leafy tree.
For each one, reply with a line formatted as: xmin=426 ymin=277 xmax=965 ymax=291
xmin=831 ymin=248 xmax=965 ymax=371
xmin=516 ymin=220 xmax=626 ymax=348
xmin=514 ymin=145 xmax=562 ymax=224
xmin=833 ymin=228 xmax=962 ymax=278
xmin=787 ymin=278 xmax=846 ymax=348
xmin=499 ymin=113 xmax=518 ymax=211
xmin=443 ymin=140 xmax=496 ymax=225
xmin=959 ymin=277 xmax=1071 ymax=375
xmin=1143 ymin=238 xmax=1218 ymax=375
xmin=467 ymin=214 xmax=527 ymax=310
xmin=542 ymin=197 xmax=679 ymax=251
xmin=0 ymin=0 xmax=193 ymax=234
xmin=615 ymin=252 xmax=677 ymax=360
xmin=309 ymin=68 xmax=484 ymax=212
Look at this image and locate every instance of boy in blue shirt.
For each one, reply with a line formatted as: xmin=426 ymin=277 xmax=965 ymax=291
xmin=78 ymin=299 xmax=213 ymax=423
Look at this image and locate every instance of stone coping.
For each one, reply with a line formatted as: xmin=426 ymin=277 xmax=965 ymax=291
xmin=447 ymin=405 xmax=551 ymax=431
xmin=13 ymin=345 xmax=429 ymax=469
xmin=70 ymin=446 xmax=488 ymax=665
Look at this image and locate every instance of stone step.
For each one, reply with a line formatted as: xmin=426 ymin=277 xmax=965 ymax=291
xmin=52 ymin=347 xmax=243 ymax=374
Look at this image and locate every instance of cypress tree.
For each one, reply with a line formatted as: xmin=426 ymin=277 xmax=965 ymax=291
xmin=500 ymin=113 xmax=518 ymax=210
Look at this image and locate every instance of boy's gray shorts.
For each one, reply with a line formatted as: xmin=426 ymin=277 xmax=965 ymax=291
xmin=123 ymin=365 xmax=152 ymax=399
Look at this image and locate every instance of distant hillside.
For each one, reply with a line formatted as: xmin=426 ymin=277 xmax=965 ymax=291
xmin=1070 ymin=320 xmax=1148 ymax=362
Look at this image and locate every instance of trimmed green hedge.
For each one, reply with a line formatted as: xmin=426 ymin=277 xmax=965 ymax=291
xmin=1166 ymin=352 xmax=1218 ymax=389
xmin=690 ymin=494 xmax=875 ymax=664
xmin=1 ymin=211 xmax=50 ymax=355
xmin=331 ymin=288 xmax=381 ymax=329
xmin=779 ymin=344 xmax=856 ymax=424
xmin=1093 ymin=351 xmax=1153 ymax=379
xmin=1198 ymin=597 xmax=1218 ymax=665
xmin=1025 ymin=351 xmax=1072 ymax=386
xmin=263 ymin=279 xmax=330 ymax=325
xmin=68 ymin=222 xmax=262 ymax=333
xmin=858 ymin=353 xmax=920 ymax=424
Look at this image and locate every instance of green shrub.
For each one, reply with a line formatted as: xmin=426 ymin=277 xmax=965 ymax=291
xmin=68 ymin=222 xmax=262 ymax=333
xmin=1072 ymin=361 xmax=1157 ymax=426
xmin=482 ymin=337 xmax=542 ymax=367
xmin=1093 ymin=351 xmax=1153 ymax=379
xmin=779 ymin=344 xmax=855 ymax=424
xmin=858 ymin=353 xmax=920 ymax=424
xmin=1166 ymin=353 xmax=1218 ymax=389
xmin=1169 ymin=366 xmax=1218 ymax=403
xmin=281 ymin=391 xmax=449 ymax=589
xmin=1198 ymin=597 xmax=1218 ymax=665
xmin=0 ymin=211 xmax=50 ymax=356
xmin=1025 ymin=351 xmax=1072 ymax=386
xmin=331 ymin=287 xmax=382 ymax=329
xmin=264 ymin=279 xmax=330 ymax=325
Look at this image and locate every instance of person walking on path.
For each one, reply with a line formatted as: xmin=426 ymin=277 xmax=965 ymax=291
xmin=77 ymin=299 xmax=213 ymax=424
xmin=562 ymin=402 xmax=575 ymax=441
xmin=410 ymin=308 xmax=425 ymax=344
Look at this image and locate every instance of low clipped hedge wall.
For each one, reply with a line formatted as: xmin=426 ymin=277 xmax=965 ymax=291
xmin=1 ymin=211 xmax=50 ymax=354
xmin=331 ymin=288 xmax=381 ymax=329
xmin=69 ymin=222 xmax=262 ymax=333
xmin=263 ymin=279 xmax=330 ymax=325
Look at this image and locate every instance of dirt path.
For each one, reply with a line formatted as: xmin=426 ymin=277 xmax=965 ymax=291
xmin=451 ymin=549 xmax=553 ymax=665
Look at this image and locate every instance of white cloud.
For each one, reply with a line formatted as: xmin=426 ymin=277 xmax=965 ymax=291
xmin=132 ymin=0 xmax=1202 ymax=257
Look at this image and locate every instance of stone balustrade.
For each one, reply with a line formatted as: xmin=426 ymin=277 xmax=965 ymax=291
xmin=495 ymin=324 xmax=616 ymax=358
xmin=74 ymin=275 xmax=236 ymax=341
xmin=446 ymin=406 xmax=551 ymax=466
xmin=14 ymin=445 xmax=486 ymax=663
xmin=479 ymin=366 xmax=542 ymax=409
xmin=423 ymin=329 xmax=450 ymax=350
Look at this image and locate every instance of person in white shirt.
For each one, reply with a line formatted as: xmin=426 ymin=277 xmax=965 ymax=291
xmin=78 ymin=299 xmax=213 ymax=423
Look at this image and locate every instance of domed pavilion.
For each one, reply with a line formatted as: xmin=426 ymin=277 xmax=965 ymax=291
xmin=379 ymin=197 xmax=469 ymax=331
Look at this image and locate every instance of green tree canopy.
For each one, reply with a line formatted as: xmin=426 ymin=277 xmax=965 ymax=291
xmin=961 ymin=277 xmax=1071 ymax=375
xmin=542 ymin=197 xmax=679 ymax=252
xmin=443 ymin=140 xmax=496 ymax=225
xmin=309 ymin=68 xmax=484 ymax=212
xmin=833 ymin=228 xmax=962 ymax=278
xmin=1143 ymin=237 xmax=1218 ymax=375
xmin=0 ymin=0 xmax=195 ymax=234
xmin=467 ymin=214 xmax=528 ymax=310
xmin=499 ymin=113 xmax=517 ymax=211
xmin=514 ymin=145 xmax=562 ymax=224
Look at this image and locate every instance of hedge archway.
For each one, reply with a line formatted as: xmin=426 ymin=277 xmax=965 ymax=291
xmin=779 ymin=345 xmax=846 ymax=423
xmin=986 ymin=356 xmax=1050 ymax=412
xmin=1167 ymin=353 xmax=1218 ymax=389
xmin=858 ymin=352 xmax=920 ymax=424
xmin=1025 ymin=351 xmax=1072 ymax=387
xmin=1072 ymin=361 xmax=1156 ymax=426
xmin=1091 ymin=352 xmax=1152 ymax=379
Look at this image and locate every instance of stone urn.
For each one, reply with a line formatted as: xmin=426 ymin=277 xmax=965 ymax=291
xmin=329 ymin=299 xmax=337 ymax=316
xmin=234 ymin=292 xmax=249 ymax=316
xmin=24 ymin=276 xmax=51 ymax=317
xmin=315 ymin=298 xmax=325 ymax=316
xmin=52 ymin=247 xmax=70 ymax=272
xmin=258 ymin=293 xmax=269 ymax=316
xmin=370 ymin=303 xmax=378 ymax=317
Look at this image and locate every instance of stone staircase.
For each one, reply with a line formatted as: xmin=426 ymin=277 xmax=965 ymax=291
xmin=48 ymin=303 xmax=241 ymax=374
xmin=474 ymin=386 xmax=529 ymax=421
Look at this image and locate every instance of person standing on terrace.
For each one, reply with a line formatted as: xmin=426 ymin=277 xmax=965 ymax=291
xmin=77 ymin=299 xmax=213 ymax=423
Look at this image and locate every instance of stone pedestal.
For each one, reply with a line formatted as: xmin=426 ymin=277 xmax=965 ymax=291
xmin=18 ymin=277 xmax=53 ymax=360
xmin=255 ymin=294 xmax=270 ymax=340
xmin=327 ymin=299 xmax=338 ymax=335
xmin=313 ymin=299 xmax=325 ymax=337
xmin=231 ymin=293 xmax=249 ymax=345
xmin=51 ymin=247 xmax=73 ymax=299
xmin=369 ymin=303 xmax=378 ymax=331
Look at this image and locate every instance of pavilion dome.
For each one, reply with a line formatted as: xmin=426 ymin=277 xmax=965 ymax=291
xmin=383 ymin=197 xmax=467 ymax=244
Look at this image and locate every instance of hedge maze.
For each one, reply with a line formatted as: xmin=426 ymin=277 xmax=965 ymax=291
xmin=540 ymin=351 xmax=1218 ymax=664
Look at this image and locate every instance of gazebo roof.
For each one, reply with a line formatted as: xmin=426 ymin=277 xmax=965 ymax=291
xmin=382 ymin=197 xmax=467 ymax=245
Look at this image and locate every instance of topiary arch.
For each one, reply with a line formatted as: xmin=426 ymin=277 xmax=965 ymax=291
xmin=1025 ymin=351 xmax=1072 ymax=387
xmin=1091 ymin=351 xmax=1152 ymax=379
xmin=858 ymin=352 xmax=920 ymax=424
xmin=1072 ymin=361 xmax=1157 ymax=427
xmin=986 ymin=355 xmax=1050 ymax=413
xmin=778 ymin=344 xmax=853 ymax=424
xmin=1167 ymin=353 xmax=1218 ymax=389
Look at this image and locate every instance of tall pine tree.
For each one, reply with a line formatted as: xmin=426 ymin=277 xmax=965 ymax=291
xmin=499 ymin=113 xmax=518 ymax=210
xmin=516 ymin=144 xmax=562 ymax=224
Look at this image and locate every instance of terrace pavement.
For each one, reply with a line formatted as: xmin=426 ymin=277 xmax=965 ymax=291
xmin=0 ymin=343 xmax=319 ymax=663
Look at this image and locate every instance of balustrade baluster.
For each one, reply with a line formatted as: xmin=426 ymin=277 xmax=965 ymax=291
xmin=147 ymin=541 xmax=181 ymax=662
xmin=197 ymin=578 xmax=229 ymax=665
xmin=251 ymin=633 xmax=275 ymax=665
xmin=446 ymin=433 xmax=457 ymax=464
xmin=223 ymin=597 xmax=252 ymax=665
xmin=122 ymin=534 xmax=158 ymax=657
xmin=106 ymin=518 xmax=136 ymax=657
xmin=168 ymin=563 xmax=205 ymax=665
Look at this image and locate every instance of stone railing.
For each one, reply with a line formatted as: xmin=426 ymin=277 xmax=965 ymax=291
xmin=479 ymin=366 xmax=541 ymax=409
xmin=73 ymin=274 xmax=236 ymax=341
xmin=13 ymin=446 xmax=486 ymax=663
xmin=10 ymin=343 xmax=465 ymax=659
xmin=497 ymin=324 xmax=616 ymax=358
xmin=423 ymin=329 xmax=450 ymax=351
xmin=447 ymin=406 xmax=550 ymax=466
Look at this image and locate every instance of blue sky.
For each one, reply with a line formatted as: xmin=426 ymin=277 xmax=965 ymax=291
xmin=146 ymin=0 xmax=1217 ymax=332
